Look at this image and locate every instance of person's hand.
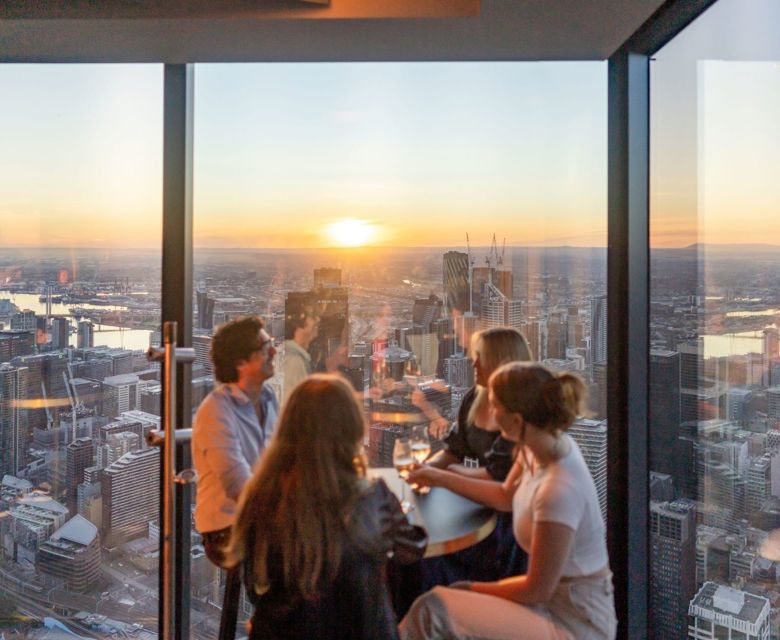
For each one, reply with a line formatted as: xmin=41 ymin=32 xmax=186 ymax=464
xmin=407 ymin=465 xmax=446 ymax=488
xmin=429 ymin=417 xmax=451 ymax=439
xmin=448 ymin=581 xmax=473 ymax=591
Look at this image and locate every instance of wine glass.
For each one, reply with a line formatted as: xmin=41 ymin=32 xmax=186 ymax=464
xmin=392 ymin=437 xmax=414 ymax=513
xmin=410 ymin=425 xmax=431 ymax=494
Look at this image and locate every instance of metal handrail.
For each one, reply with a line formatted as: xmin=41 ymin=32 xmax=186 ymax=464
xmin=146 ymin=428 xmax=193 ymax=448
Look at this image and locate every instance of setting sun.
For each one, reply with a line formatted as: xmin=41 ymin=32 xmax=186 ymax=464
xmin=325 ymin=219 xmax=378 ymax=247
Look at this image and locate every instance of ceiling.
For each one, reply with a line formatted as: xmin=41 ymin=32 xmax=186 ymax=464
xmin=0 ymin=0 xmax=668 ymax=63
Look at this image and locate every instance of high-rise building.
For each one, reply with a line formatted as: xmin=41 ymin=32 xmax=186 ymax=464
xmin=10 ymin=310 xmax=36 ymax=333
xmin=649 ymin=349 xmax=681 ymax=476
xmin=481 ymin=282 xmax=522 ymax=330
xmin=5 ymin=492 xmax=69 ymax=565
xmin=37 ymin=515 xmax=101 ymax=592
xmin=412 ymin=294 xmax=443 ymax=329
xmin=0 ymin=331 xmax=34 ymax=364
xmin=192 ymin=333 xmax=213 ymax=377
xmin=101 ymin=373 xmax=139 ymax=418
xmin=196 ymin=289 xmax=215 ymax=331
xmin=747 ymin=454 xmax=771 ymax=513
xmin=0 ymin=363 xmax=29 ymax=477
xmin=76 ymin=321 xmax=94 ymax=349
xmin=51 ymin=317 xmax=70 ymax=350
xmin=568 ymin=418 xmax=607 ymax=521
xmin=443 ymin=353 xmax=473 ymax=388
xmin=589 ymin=295 xmax=607 ymax=366
xmin=97 ymin=431 xmax=140 ymax=468
xmin=442 ymin=251 xmax=470 ymax=315
xmin=101 ymin=447 xmax=160 ymax=546
xmin=649 ymin=499 xmax=696 ymax=640
xmin=66 ymin=437 xmax=94 ymax=515
xmin=688 ymin=582 xmax=770 ymax=640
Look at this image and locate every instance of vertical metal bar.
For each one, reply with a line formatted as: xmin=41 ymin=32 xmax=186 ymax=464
xmin=161 ymin=321 xmax=178 ymax=640
xmin=162 ymin=63 xmax=194 ymax=640
xmin=607 ymin=47 xmax=649 ymax=639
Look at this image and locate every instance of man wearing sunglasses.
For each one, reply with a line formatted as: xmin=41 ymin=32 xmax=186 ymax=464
xmin=192 ymin=315 xmax=278 ymax=639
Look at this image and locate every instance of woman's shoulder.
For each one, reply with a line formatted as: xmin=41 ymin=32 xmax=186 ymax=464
xmin=346 ymin=478 xmax=402 ymax=556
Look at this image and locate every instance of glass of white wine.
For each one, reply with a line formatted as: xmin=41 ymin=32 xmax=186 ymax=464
xmin=410 ymin=425 xmax=431 ymax=494
xmin=392 ymin=437 xmax=414 ymax=513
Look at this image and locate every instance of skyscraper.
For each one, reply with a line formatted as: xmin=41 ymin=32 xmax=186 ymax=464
xmin=101 ymin=447 xmax=160 ymax=546
xmin=51 ymin=317 xmax=70 ymax=350
xmin=66 ymin=437 xmax=94 ymax=515
xmin=196 ymin=289 xmax=215 ymax=331
xmin=313 ymin=267 xmax=342 ymax=288
xmin=76 ymin=320 xmax=94 ymax=349
xmin=649 ymin=499 xmax=696 ymax=639
xmin=589 ymin=295 xmax=607 ymax=366
xmin=0 ymin=363 xmax=29 ymax=477
xmin=568 ymin=418 xmax=608 ymax=521
xmin=442 ymin=251 xmax=470 ymax=315
xmin=649 ymin=349 xmax=681 ymax=476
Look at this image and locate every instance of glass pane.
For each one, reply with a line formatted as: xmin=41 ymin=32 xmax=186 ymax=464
xmin=189 ymin=61 xmax=607 ymax=631
xmin=650 ymin=1 xmax=780 ymax=637
xmin=0 ymin=65 xmax=162 ymax=637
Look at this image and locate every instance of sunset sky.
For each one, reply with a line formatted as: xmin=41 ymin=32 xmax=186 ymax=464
xmin=0 ymin=0 xmax=777 ymax=250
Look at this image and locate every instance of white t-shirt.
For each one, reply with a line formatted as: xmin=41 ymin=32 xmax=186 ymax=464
xmin=512 ymin=434 xmax=608 ymax=577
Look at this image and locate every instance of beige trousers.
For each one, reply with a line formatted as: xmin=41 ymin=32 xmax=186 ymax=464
xmin=399 ymin=573 xmax=617 ymax=640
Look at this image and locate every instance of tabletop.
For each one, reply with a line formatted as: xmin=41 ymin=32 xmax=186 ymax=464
xmin=370 ymin=468 xmax=497 ymax=558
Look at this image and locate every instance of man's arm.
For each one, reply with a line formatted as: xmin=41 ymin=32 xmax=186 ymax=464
xmin=282 ymin=351 xmax=308 ymax=405
xmin=196 ymin=399 xmax=253 ymax=501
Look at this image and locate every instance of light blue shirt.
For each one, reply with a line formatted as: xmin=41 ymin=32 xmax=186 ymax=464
xmin=192 ymin=382 xmax=279 ymax=533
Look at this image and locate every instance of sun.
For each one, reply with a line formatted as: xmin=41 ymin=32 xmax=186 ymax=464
xmin=325 ymin=219 xmax=377 ymax=247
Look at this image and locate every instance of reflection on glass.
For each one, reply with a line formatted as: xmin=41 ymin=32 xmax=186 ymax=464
xmin=0 ymin=65 xmax=162 ymax=637
xmin=192 ymin=61 xmax=607 ymax=634
xmin=650 ymin=1 xmax=780 ymax=638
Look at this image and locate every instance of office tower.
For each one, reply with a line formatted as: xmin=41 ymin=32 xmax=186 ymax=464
xmin=192 ymin=333 xmax=213 ymax=377
xmin=313 ymin=267 xmax=342 ymax=288
xmin=453 ymin=313 xmax=478 ymax=355
xmin=590 ymin=363 xmax=607 ymax=419
xmin=405 ymin=327 xmax=439 ymax=376
xmin=443 ymin=353 xmax=473 ymax=388
xmin=471 ymin=266 xmax=495 ymax=317
xmin=11 ymin=352 xmax=69 ymax=431
xmin=101 ymin=447 xmax=160 ymax=546
xmin=589 ymin=295 xmax=607 ymax=366
xmin=0 ymin=331 xmax=34 ymax=363
xmin=546 ymin=313 xmax=567 ymax=360
xmin=66 ymin=437 xmax=94 ymax=515
xmin=37 ymin=515 xmax=100 ymax=592
xmin=367 ymin=422 xmax=406 ymax=467
xmin=695 ymin=526 xmax=729 ymax=587
xmin=100 ymin=416 xmax=145 ymax=444
xmin=688 ymin=583 xmax=770 ymax=640
xmin=5 ymin=492 xmax=69 ymax=564
xmin=649 ymin=499 xmax=696 ymax=640
xmin=442 ymin=251 xmax=470 ymax=315
xmin=567 ymin=306 xmax=587 ymax=350
xmin=101 ymin=373 xmax=139 ymax=418
xmin=119 ymin=409 xmax=160 ymax=443
xmin=196 ymin=289 xmax=215 ymax=331
xmin=10 ymin=310 xmax=36 ymax=333
xmin=76 ymin=321 xmax=94 ymax=349
xmin=649 ymin=349 xmax=681 ymax=476
xmin=747 ymin=455 xmax=771 ymax=513
xmin=767 ymin=386 xmax=780 ymax=427
xmin=568 ymin=418 xmax=608 ymax=521
xmin=51 ymin=317 xmax=70 ymax=350
xmin=0 ymin=363 xmax=29 ymax=477
xmin=97 ymin=431 xmax=140 ymax=468
xmin=481 ymin=283 xmax=523 ymax=330
xmin=494 ymin=268 xmax=513 ymax=299
xmin=345 ymin=353 xmax=367 ymax=392
xmin=138 ymin=382 xmax=161 ymax=415
xmin=727 ymin=387 xmax=752 ymax=425
xmin=412 ymin=294 xmax=443 ymax=329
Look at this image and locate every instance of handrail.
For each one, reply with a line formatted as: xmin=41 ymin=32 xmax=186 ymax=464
xmin=146 ymin=428 xmax=193 ymax=448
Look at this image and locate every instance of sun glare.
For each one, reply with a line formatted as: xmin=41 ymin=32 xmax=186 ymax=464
xmin=325 ymin=219 xmax=377 ymax=247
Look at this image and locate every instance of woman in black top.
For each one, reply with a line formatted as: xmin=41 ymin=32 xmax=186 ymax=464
xmin=413 ymin=327 xmax=532 ymax=585
xmin=226 ymin=375 xmax=426 ymax=640
xmin=419 ymin=327 xmax=532 ymax=482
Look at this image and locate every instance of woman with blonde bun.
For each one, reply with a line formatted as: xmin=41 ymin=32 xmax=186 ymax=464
xmin=401 ymin=363 xmax=616 ymax=640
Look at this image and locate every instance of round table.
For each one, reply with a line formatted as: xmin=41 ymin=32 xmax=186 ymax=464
xmin=370 ymin=468 xmax=497 ymax=558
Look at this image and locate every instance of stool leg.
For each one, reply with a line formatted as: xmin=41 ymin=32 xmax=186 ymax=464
xmin=218 ymin=567 xmax=241 ymax=640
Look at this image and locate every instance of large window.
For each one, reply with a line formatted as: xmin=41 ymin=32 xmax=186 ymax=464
xmin=190 ymin=61 xmax=608 ymax=631
xmin=0 ymin=65 xmax=162 ymax=637
xmin=649 ymin=1 xmax=780 ymax=637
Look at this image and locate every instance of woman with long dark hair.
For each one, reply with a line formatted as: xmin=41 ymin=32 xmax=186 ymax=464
xmin=227 ymin=374 xmax=425 ymax=640
xmin=401 ymin=363 xmax=616 ymax=640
